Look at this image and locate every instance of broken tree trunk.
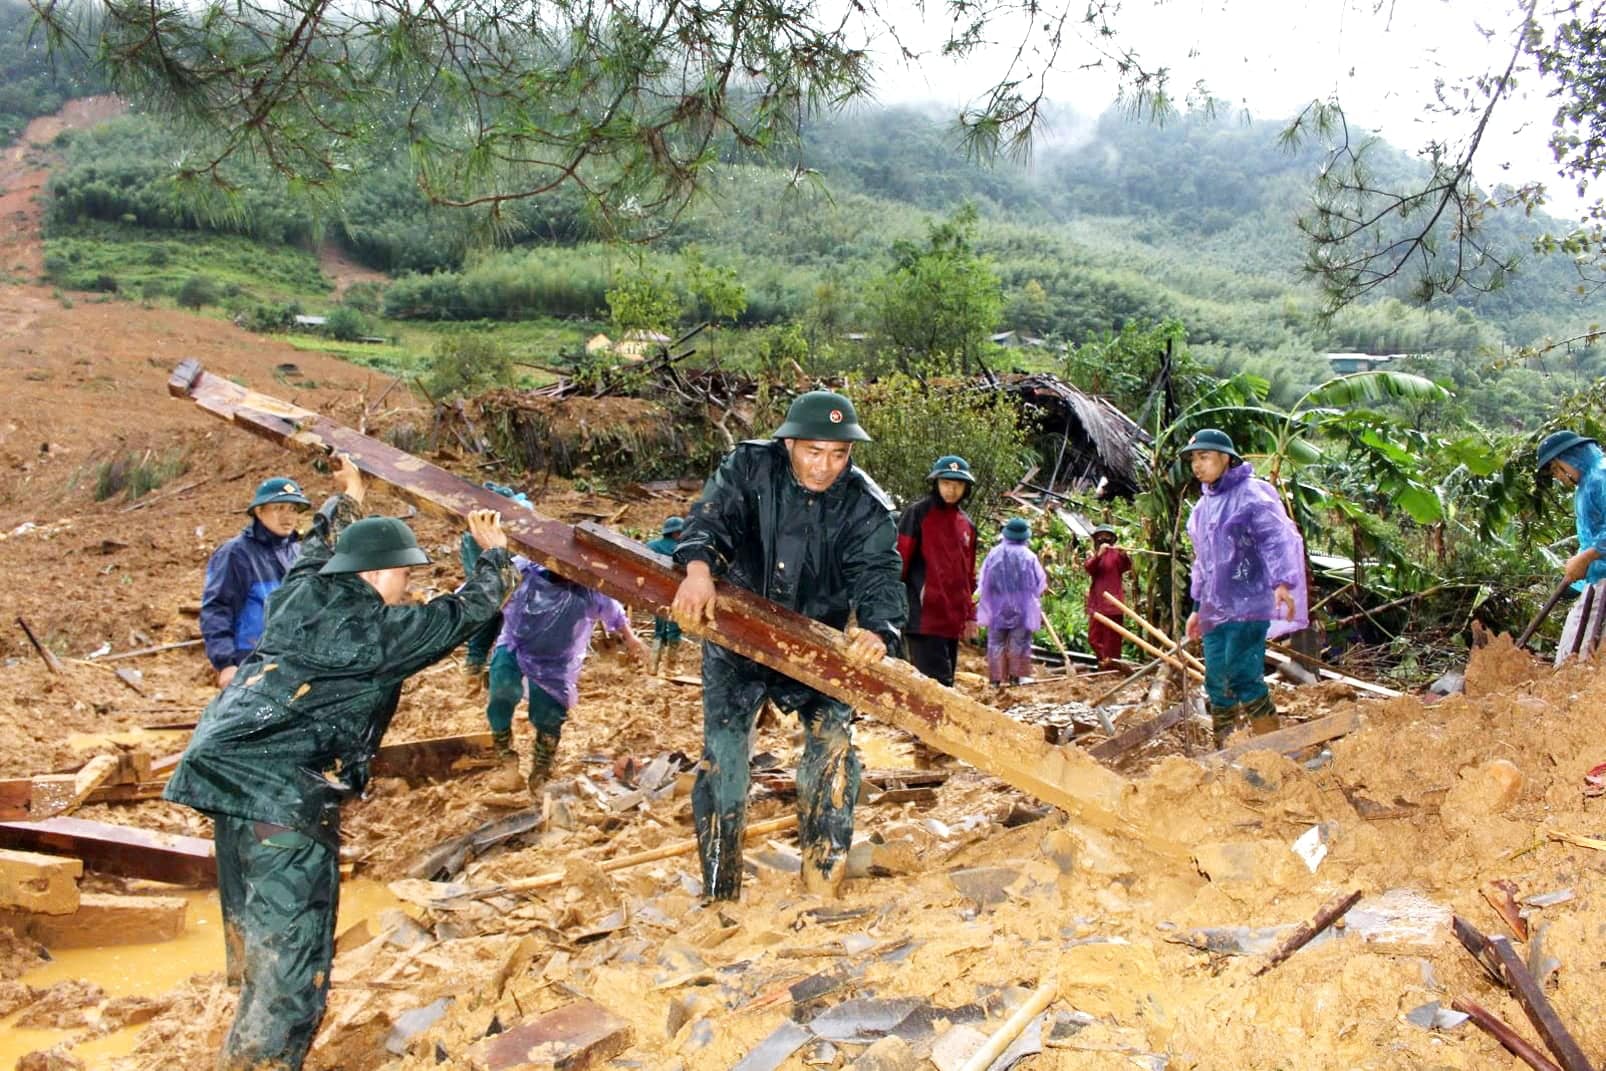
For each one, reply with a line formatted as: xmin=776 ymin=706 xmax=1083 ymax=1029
xmin=168 ymin=359 xmax=1146 ymax=842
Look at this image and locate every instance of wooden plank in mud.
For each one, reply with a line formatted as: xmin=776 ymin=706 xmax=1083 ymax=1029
xmin=0 ymin=816 xmax=215 ymax=886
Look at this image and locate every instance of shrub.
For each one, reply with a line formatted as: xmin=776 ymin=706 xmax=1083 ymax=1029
xmin=856 ymin=371 xmax=1034 ymax=516
xmin=177 ymin=275 xmax=220 ymax=309
xmin=323 ymin=305 xmax=369 ymax=341
xmin=90 ymin=272 xmax=119 ymax=293
xmin=341 ymin=281 xmax=384 ymax=315
xmin=420 ymin=333 xmax=515 ymax=400
xmin=92 ymin=449 xmax=188 ymax=502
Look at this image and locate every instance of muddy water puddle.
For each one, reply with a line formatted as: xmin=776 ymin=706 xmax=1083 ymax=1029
xmin=0 ymin=878 xmax=408 ymax=1068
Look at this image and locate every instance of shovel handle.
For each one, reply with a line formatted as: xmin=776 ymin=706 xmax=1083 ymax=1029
xmin=1516 ymin=579 xmax=1573 ymax=650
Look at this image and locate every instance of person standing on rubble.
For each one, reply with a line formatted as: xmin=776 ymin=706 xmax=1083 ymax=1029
xmin=670 ymin=390 xmax=906 ymax=901
xmin=200 ymin=476 xmax=311 ymax=689
xmin=977 ymin=517 xmax=1048 ymax=688
xmin=1536 ymin=430 xmax=1606 ymax=588
xmin=1084 ymin=525 xmax=1134 ymax=667
xmin=459 ymin=481 xmax=532 ymax=693
xmin=897 ymin=455 xmax=979 ymax=688
xmin=646 ymin=516 xmax=687 ymax=675
xmin=1180 ymin=429 xmax=1308 ymax=746
xmin=483 ymin=559 xmax=648 ymax=791
xmin=165 ymin=456 xmax=516 ymax=1071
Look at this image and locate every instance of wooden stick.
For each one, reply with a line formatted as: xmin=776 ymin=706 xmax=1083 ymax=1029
xmin=1087 ymin=656 xmax=1163 ymax=708
xmin=1452 ymin=998 xmax=1563 ymax=1071
xmin=1253 ymin=889 xmax=1363 ymax=976
xmin=16 ymin=617 xmax=64 ymax=673
xmin=1038 ymin=615 xmax=1075 ymax=677
xmin=1092 ymin=614 xmax=1203 ymax=683
xmin=1264 ymin=642 xmax=1403 ymax=699
xmin=1550 ymin=830 xmax=1606 ymax=851
xmin=92 ymin=638 xmax=205 ymax=662
xmin=1488 ymin=936 xmax=1597 ymax=1071
xmin=1101 ymin=594 xmax=1205 ymax=672
xmin=117 ymin=476 xmax=212 ymax=514
xmin=460 ymin=814 xmax=800 ymax=901
xmin=957 ymin=973 xmax=1058 ymax=1071
xmin=1516 ymin=578 xmax=1573 ymax=650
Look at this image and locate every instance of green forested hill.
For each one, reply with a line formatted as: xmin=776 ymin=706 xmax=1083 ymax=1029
xmin=11 ymin=0 xmax=1605 ymax=429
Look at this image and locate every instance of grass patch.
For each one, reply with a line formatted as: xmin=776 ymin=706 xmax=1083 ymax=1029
xmin=42 ymin=222 xmax=331 ymax=304
xmin=92 ymin=448 xmax=189 ymax=502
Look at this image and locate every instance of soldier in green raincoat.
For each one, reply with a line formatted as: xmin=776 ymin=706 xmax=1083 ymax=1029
xmin=671 ymin=391 xmax=906 ymax=900
xmin=164 ymin=457 xmax=515 ymax=1071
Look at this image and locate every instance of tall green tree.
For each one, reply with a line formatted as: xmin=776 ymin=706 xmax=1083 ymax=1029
xmin=869 ymin=205 xmax=1003 ymax=373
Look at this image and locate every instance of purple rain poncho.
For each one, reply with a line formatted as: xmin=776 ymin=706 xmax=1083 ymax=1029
xmin=495 ymin=560 xmax=630 ymax=708
xmin=1186 ymin=461 xmax=1309 ymax=639
xmin=976 ymin=541 xmax=1048 ymax=632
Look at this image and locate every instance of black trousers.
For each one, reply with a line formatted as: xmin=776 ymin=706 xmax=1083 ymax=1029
xmin=906 ymin=633 xmax=959 ymax=687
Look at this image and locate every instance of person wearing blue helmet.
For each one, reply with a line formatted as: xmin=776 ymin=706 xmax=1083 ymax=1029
xmin=1536 ymin=430 xmax=1606 ymax=587
xmin=200 ymin=475 xmax=312 ymax=688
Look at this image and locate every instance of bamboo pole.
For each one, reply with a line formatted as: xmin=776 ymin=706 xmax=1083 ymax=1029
xmin=957 ymin=973 xmax=1058 ymax=1071
xmin=1038 ymin=615 xmax=1075 ymax=677
xmin=1101 ymin=594 xmax=1205 ymax=672
xmin=1092 ymin=614 xmax=1203 ymax=683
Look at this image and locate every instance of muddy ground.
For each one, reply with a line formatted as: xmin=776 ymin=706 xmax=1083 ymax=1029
xmin=2 ymin=104 xmax=1604 ymax=1071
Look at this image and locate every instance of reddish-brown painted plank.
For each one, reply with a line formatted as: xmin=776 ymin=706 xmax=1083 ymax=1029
xmin=0 ymin=816 xmax=215 ymax=886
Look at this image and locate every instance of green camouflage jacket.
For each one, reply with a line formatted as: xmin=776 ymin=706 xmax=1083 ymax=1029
xmin=165 ymin=493 xmax=513 ymax=844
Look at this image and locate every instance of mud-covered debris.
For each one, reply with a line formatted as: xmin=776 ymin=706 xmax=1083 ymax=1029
xmin=387 ymin=996 xmax=452 ymax=1055
xmin=732 ymin=1020 xmax=812 ymax=1071
xmin=947 ymin=866 xmax=1022 ymax=906
xmin=1403 ymin=1001 xmax=1469 ymax=1031
xmin=808 ymin=997 xmax=924 ymax=1044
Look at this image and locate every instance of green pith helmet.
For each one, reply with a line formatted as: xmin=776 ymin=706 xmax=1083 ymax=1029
xmin=1003 ymin=517 xmax=1032 ymax=542
xmin=247 ymin=476 xmax=311 ymax=512
xmin=662 ymin=516 xmax=685 ymax=535
xmin=1178 ymin=428 xmax=1241 ymax=460
xmin=1536 ymin=430 xmax=1597 ymax=473
xmin=320 ymin=517 xmax=431 ymax=574
xmin=927 ymin=455 xmax=975 ymax=484
xmin=1092 ymin=524 xmax=1117 ymax=543
xmin=771 ymin=390 xmax=872 ymax=443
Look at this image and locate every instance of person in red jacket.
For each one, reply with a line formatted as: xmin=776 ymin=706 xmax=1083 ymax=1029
xmin=1084 ymin=525 xmax=1134 ymax=667
xmin=897 ymin=455 xmax=979 ymax=686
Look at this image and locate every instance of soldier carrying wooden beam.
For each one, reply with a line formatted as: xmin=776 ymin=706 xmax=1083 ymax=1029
xmin=670 ymin=391 xmax=907 ymax=901
xmin=163 ymin=456 xmax=517 ymax=1071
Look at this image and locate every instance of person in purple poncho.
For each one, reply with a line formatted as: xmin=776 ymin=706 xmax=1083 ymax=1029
xmin=977 ymin=517 xmax=1048 ymax=689
xmin=485 ymin=561 xmax=648 ymax=794
xmin=1179 ymin=429 xmax=1309 ymax=746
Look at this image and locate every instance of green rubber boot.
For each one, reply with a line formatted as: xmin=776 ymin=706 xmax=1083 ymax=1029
xmin=1209 ymin=703 xmax=1240 ymax=749
xmin=527 ymin=730 xmax=561 ymax=795
xmin=490 ymin=729 xmax=517 ymax=763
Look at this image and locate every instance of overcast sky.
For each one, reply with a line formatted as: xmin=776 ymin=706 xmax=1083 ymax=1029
xmin=864 ymin=0 xmax=1589 ymax=220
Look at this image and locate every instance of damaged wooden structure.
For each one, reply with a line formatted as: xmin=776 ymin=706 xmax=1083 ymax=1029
xmin=168 ymin=359 xmax=1146 ymax=840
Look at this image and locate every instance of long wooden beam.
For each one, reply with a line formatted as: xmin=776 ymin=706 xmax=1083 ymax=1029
xmin=0 ymin=816 xmax=215 ymax=886
xmin=167 ymin=360 xmax=1151 ymax=843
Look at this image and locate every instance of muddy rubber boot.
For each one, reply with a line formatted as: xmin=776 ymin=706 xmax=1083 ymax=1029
xmin=1240 ymin=693 xmax=1279 ymax=736
xmin=650 ymin=639 xmax=665 ymax=677
xmin=699 ymin=813 xmax=746 ymax=902
xmin=800 ymin=846 xmax=848 ymax=899
xmin=527 ymin=730 xmax=561 ymax=795
xmin=490 ymin=729 xmax=517 ymax=763
xmin=1209 ymin=703 xmax=1240 ymax=749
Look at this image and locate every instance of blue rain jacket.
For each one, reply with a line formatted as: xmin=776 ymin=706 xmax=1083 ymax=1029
xmin=201 ymin=520 xmax=301 ymax=670
xmin=1560 ymin=441 xmax=1606 ymax=586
